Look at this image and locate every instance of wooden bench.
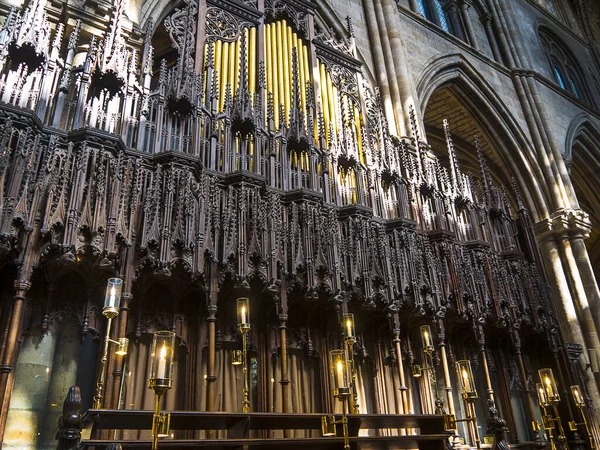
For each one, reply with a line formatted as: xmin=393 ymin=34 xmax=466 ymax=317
xmin=79 ymin=410 xmax=449 ymax=450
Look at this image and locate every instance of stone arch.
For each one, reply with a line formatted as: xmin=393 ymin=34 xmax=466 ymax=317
xmin=565 ymin=114 xmax=600 ymax=280
xmin=416 ymin=52 xmax=550 ymax=221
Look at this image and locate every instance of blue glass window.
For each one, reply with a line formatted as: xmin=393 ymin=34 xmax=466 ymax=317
xmin=553 ymin=65 xmax=566 ymax=89
xmin=568 ymin=74 xmax=580 ymax=99
xmin=433 ymin=0 xmax=451 ymax=33
xmin=417 ymin=0 xmax=433 ymax=21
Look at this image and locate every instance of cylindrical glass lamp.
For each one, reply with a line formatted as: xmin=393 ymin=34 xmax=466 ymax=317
xmin=571 ymin=385 xmax=585 ymax=407
xmin=456 ymin=360 xmax=477 ymax=400
xmin=420 ymin=325 xmax=434 ymax=352
xmin=329 ymin=349 xmax=350 ymax=397
xmin=148 ymin=330 xmax=176 ymax=390
xmin=343 ymin=313 xmax=356 ymax=343
xmin=237 ymin=297 xmax=250 ymax=330
xmin=231 ymin=350 xmax=243 ymax=365
xmin=103 ymin=278 xmax=123 ymax=318
xmin=538 ymin=368 xmax=559 ymax=402
xmin=537 ymin=382 xmax=548 ymax=406
xmin=115 ymin=337 xmax=129 ymax=356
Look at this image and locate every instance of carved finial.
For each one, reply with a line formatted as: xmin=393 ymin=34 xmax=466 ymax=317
xmin=346 ymin=16 xmax=355 ymax=38
xmin=206 ymin=41 xmax=215 ymax=69
xmin=52 ymin=23 xmax=64 ymax=49
xmin=258 ymin=60 xmax=266 ymax=89
xmin=511 ymin=177 xmax=525 ymax=210
xmin=443 ymin=119 xmax=462 ymax=193
xmin=475 ymin=135 xmax=492 ymax=204
xmin=68 ymin=20 xmax=81 ymax=51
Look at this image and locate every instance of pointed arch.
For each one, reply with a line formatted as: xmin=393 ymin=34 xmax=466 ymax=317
xmin=565 ymin=114 xmax=600 ymax=279
xmin=416 ymin=53 xmax=550 ymax=220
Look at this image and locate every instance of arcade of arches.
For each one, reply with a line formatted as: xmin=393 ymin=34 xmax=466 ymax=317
xmin=0 ymin=0 xmax=599 ymax=448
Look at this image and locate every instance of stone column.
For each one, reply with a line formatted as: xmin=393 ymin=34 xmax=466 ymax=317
xmin=481 ymin=13 xmax=502 ymax=62
xmin=459 ymin=1 xmax=478 ymax=49
xmin=0 ymin=280 xmax=32 ymax=443
xmin=445 ymin=1 xmax=466 ymax=41
xmin=535 ymin=211 xmax=600 ymax=410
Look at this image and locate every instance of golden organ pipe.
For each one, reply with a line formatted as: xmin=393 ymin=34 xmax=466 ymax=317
xmin=297 ymin=38 xmax=306 ymax=112
xmin=219 ymin=42 xmax=229 ymax=111
xmin=286 ymin=25 xmax=294 ymax=113
xmin=281 ymin=20 xmax=290 ymax=123
xmin=273 ymin=22 xmax=281 ymax=129
xmin=326 ymin=71 xmax=335 ymax=132
xmin=264 ymin=25 xmax=272 ymax=95
xmin=229 ymin=40 xmax=236 ymax=95
xmin=249 ymin=27 xmax=256 ymax=94
xmin=215 ymin=40 xmax=223 ymax=109
xmin=354 ymin=106 xmax=364 ymax=162
xmin=319 ymin=63 xmax=330 ymax=142
xmin=234 ymin=36 xmax=240 ymax=94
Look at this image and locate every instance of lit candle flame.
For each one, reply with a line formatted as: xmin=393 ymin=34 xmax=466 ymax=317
xmin=241 ymin=305 xmax=246 ymax=323
xmin=337 ymin=360 xmax=343 ymax=373
xmin=160 ymin=345 xmax=167 ymax=359
xmin=346 ymin=319 xmax=352 ymax=336
xmin=462 ymin=369 xmax=469 ymax=380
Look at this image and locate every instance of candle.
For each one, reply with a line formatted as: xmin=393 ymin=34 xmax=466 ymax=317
xmin=462 ymin=368 xmax=470 ymax=391
xmin=109 ymin=287 xmax=116 ymax=307
xmin=157 ymin=345 xmax=167 ymax=379
xmin=241 ymin=306 xmax=246 ymax=324
xmin=545 ymin=376 xmax=554 ymax=398
xmin=336 ymin=360 xmax=344 ymax=388
xmin=538 ymin=384 xmax=547 ymax=405
xmin=346 ymin=319 xmax=352 ymax=337
xmin=423 ymin=330 xmax=429 ymax=346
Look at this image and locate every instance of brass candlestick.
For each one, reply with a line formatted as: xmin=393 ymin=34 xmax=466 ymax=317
xmin=343 ymin=313 xmax=359 ymax=414
xmin=148 ymin=330 xmax=176 ymax=450
xmin=93 ymin=278 xmax=129 ymax=409
xmin=443 ymin=360 xmax=481 ymax=450
xmin=568 ymin=385 xmax=596 ymax=450
xmin=322 ymin=349 xmax=351 ymax=449
xmin=412 ymin=325 xmax=444 ymax=414
xmin=536 ymin=368 xmax=569 ymax=450
xmin=237 ymin=297 xmax=251 ymax=413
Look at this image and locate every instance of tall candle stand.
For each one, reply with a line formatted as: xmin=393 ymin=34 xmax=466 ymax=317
xmin=237 ymin=297 xmax=251 ymax=413
xmin=412 ymin=325 xmax=444 ymax=414
xmin=148 ymin=330 xmax=176 ymax=450
xmin=568 ymin=385 xmax=596 ymax=450
xmin=443 ymin=360 xmax=481 ymax=450
xmin=536 ymin=368 xmax=569 ymax=450
xmin=322 ymin=349 xmax=351 ymax=450
xmin=93 ymin=278 xmax=129 ymax=409
xmin=343 ymin=313 xmax=359 ymax=414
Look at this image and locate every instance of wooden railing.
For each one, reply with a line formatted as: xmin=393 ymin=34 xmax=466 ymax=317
xmin=78 ymin=409 xmax=449 ymax=450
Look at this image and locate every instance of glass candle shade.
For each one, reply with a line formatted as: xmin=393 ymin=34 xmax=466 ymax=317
xmin=237 ymin=297 xmax=250 ymax=328
xmin=571 ymin=385 xmax=585 ymax=407
xmin=231 ymin=349 xmax=243 ymax=365
xmin=103 ymin=278 xmax=123 ymax=318
xmin=420 ymin=325 xmax=434 ymax=352
xmin=536 ymin=383 xmax=548 ymax=406
xmin=456 ymin=360 xmax=477 ymax=399
xmin=155 ymin=412 xmax=171 ymax=438
xmin=329 ymin=349 xmax=349 ymax=395
xmin=539 ymin=368 xmax=559 ymax=402
xmin=115 ymin=337 xmax=129 ymax=356
xmin=148 ymin=330 xmax=176 ymax=390
xmin=343 ymin=313 xmax=356 ymax=343
xmin=321 ymin=416 xmax=337 ymax=436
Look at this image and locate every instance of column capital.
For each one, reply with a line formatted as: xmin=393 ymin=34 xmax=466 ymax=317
xmin=534 ymin=208 xmax=592 ymax=241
